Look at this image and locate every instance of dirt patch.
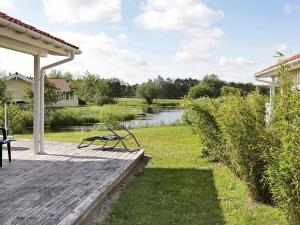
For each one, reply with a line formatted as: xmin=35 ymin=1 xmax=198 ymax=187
xmin=79 ymin=156 xmax=150 ymax=225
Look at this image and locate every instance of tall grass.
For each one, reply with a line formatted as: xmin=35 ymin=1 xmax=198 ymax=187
xmin=45 ymin=105 xmax=138 ymax=127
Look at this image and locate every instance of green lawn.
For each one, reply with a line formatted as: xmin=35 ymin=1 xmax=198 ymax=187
xmin=18 ymin=126 xmax=287 ymax=225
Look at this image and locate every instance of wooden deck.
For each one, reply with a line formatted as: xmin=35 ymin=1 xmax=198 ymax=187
xmin=0 ymin=139 xmax=144 ymax=225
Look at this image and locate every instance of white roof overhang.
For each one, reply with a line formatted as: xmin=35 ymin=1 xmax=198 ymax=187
xmin=255 ymin=58 xmax=300 ymax=78
xmin=0 ymin=17 xmax=81 ymax=57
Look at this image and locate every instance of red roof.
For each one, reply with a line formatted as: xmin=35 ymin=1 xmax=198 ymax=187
xmin=255 ymin=53 xmax=300 ymax=76
xmin=0 ymin=12 xmax=79 ymax=50
xmin=48 ymin=79 xmax=71 ymax=92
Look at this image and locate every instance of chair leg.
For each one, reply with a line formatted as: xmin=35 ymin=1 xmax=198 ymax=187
xmin=120 ymin=139 xmax=129 ymax=151
xmin=7 ymin=143 xmax=11 ymax=162
xmin=0 ymin=144 xmax=2 ymax=167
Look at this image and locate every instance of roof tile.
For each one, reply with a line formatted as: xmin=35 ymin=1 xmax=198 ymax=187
xmin=0 ymin=12 xmax=79 ymax=50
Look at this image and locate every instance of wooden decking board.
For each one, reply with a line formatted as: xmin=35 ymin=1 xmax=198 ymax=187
xmin=16 ymin=151 xmax=121 ymax=225
xmin=0 ymin=139 xmax=143 ymax=225
xmin=2 ymin=149 xmax=118 ymax=224
xmin=0 ymin=141 xmax=90 ymax=188
xmin=1 ymin=144 xmax=132 ymax=223
xmin=25 ymin=151 xmax=131 ymax=225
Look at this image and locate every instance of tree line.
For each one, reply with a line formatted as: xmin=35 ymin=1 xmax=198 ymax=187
xmin=0 ymin=70 xmax=269 ymax=105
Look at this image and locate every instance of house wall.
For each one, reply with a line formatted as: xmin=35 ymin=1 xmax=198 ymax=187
xmin=6 ymin=79 xmax=32 ymax=101
xmin=50 ymin=98 xmax=79 ymax=107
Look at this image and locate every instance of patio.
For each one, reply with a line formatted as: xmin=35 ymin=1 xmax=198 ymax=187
xmin=0 ymin=139 xmax=143 ymax=225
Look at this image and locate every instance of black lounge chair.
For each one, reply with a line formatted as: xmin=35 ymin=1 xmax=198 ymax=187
xmin=77 ymin=125 xmax=141 ymax=152
xmin=0 ymin=128 xmax=12 ymax=167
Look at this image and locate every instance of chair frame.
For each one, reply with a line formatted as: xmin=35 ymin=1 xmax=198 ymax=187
xmin=0 ymin=128 xmax=12 ymax=167
xmin=77 ymin=126 xmax=141 ymax=152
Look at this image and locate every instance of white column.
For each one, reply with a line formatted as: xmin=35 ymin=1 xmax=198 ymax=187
xmin=39 ymin=70 xmax=46 ymax=154
xmin=270 ymin=76 xmax=276 ymax=112
xmin=33 ymin=55 xmax=40 ymax=154
xmin=4 ymin=101 xmax=7 ymax=130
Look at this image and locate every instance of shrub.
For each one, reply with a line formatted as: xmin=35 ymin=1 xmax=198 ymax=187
xmin=221 ymin=85 xmax=241 ymax=96
xmin=265 ymin=61 xmax=300 ymax=224
xmin=216 ymin=92 xmax=271 ymax=202
xmin=183 ymin=98 xmax=224 ymax=159
xmin=0 ymin=104 xmax=32 ymax=134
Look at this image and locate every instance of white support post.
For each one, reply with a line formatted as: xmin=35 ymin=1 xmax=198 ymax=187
xmin=33 ymin=55 xmax=41 ymax=154
xmin=4 ymin=101 xmax=7 ymax=130
xmin=39 ymin=69 xmax=46 ymax=154
xmin=270 ymin=76 xmax=276 ymax=113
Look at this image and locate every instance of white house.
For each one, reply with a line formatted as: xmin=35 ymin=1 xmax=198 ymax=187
xmin=255 ymin=53 xmax=300 ymax=119
xmin=48 ymin=78 xmax=79 ymax=107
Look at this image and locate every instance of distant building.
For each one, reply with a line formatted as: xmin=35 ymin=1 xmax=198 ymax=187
xmin=48 ymin=78 xmax=79 ymax=107
xmin=5 ymin=72 xmax=79 ymax=107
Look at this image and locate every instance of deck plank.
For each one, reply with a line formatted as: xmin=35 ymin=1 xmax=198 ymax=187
xmin=0 ymin=139 xmax=143 ymax=225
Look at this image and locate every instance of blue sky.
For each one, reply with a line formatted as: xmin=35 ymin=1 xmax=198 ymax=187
xmin=0 ymin=0 xmax=299 ymax=83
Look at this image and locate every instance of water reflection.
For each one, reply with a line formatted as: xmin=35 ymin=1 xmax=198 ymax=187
xmin=124 ymin=108 xmax=185 ymax=128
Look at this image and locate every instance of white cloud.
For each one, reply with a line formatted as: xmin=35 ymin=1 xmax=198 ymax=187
xmin=134 ymin=0 xmax=224 ymax=63
xmin=0 ymin=31 xmax=147 ymax=83
xmin=0 ymin=0 xmax=14 ymax=10
xmin=47 ymin=31 xmax=147 ymax=72
xmin=118 ymin=33 xmax=128 ymax=43
xmin=134 ymin=0 xmax=223 ymax=31
xmin=219 ymin=57 xmax=254 ymax=66
xmin=42 ymin=0 xmax=122 ymax=23
xmin=283 ymin=3 xmax=292 ymax=14
xmin=176 ymin=28 xmax=223 ymax=62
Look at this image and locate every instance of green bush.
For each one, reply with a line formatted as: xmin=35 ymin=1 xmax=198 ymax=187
xmin=216 ymin=92 xmax=271 ymax=202
xmin=265 ymin=62 xmax=300 ymax=224
xmin=0 ymin=104 xmax=32 ymax=134
xmin=183 ymin=98 xmax=224 ymax=160
xmin=186 ymin=92 xmax=272 ymax=203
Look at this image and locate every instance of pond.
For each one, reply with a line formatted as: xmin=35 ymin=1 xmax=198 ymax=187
xmin=44 ymin=107 xmax=185 ymax=133
xmin=124 ymin=107 xmax=185 ymax=128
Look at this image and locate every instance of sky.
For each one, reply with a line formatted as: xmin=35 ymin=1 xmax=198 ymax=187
xmin=0 ymin=0 xmax=299 ymax=84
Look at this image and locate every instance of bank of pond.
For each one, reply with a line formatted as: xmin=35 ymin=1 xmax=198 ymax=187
xmin=0 ymin=103 xmax=185 ymax=134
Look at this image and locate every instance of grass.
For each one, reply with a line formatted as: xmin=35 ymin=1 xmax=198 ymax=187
xmin=117 ymin=98 xmax=183 ymax=107
xmin=45 ymin=105 xmax=137 ymax=126
xmin=18 ymin=125 xmax=287 ymax=225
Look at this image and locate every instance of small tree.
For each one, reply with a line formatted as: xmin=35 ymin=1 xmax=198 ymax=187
xmin=136 ymin=81 xmax=161 ymax=104
xmin=72 ymin=72 xmax=112 ymax=105
xmin=187 ymin=83 xmax=213 ymax=99
xmin=23 ymin=77 xmax=58 ymax=105
xmin=0 ymin=71 xmax=9 ymax=102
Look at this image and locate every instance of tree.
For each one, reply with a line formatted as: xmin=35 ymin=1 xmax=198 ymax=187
xmin=201 ymin=74 xmax=225 ymax=98
xmin=72 ymin=72 xmax=112 ymax=105
xmin=136 ymin=81 xmax=161 ymax=104
xmin=221 ymin=86 xmax=241 ymax=96
xmin=0 ymin=72 xmax=8 ymax=102
xmin=188 ymin=83 xmax=214 ymax=99
xmin=47 ymin=69 xmax=63 ymax=79
xmin=107 ymin=78 xmax=121 ymax=98
xmin=23 ymin=77 xmax=58 ymax=105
